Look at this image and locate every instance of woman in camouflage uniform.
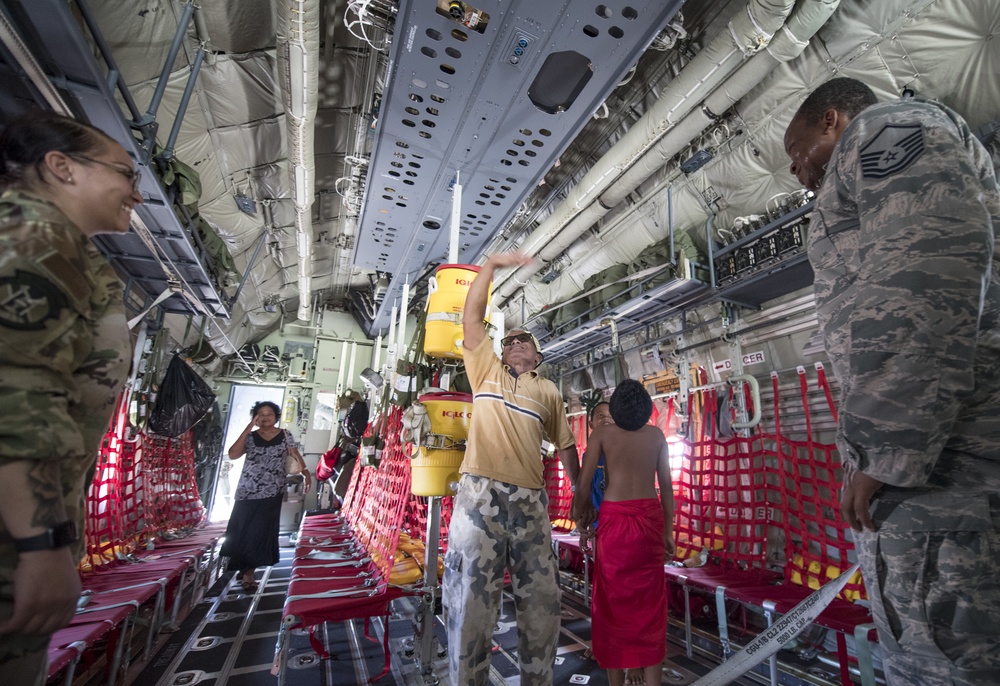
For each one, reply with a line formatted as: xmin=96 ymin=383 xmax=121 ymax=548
xmin=0 ymin=110 xmax=143 ymax=685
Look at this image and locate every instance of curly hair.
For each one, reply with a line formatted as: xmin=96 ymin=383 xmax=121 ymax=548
xmin=609 ymin=379 xmax=652 ymax=431
xmin=251 ymin=400 xmax=281 ymax=420
xmin=0 ymin=110 xmax=114 ymax=191
xmin=793 ymin=77 xmax=877 ymax=126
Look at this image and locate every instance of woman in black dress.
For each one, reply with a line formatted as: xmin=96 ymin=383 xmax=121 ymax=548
xmin=220 ymin=401 xmax=311 ymax=590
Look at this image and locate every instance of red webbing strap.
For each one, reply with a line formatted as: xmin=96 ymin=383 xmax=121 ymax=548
xmin=545 ymin=413 xmax=585 ymax=527
xmin=816 ymin=361 xmax=838 ymax=423
xmin=308 ymin=624 xmax=330 ymax=659
xmin=349 ymin=407 xmax=410 ymax=580
xmin=340 ymin=452 xmax=366 ymax=517
xmin=771 ymin=368 xmax=863 ymax=602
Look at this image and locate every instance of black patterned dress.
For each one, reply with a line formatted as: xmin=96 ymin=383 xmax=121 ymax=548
xmin=220 ymin=429 xmax=292 ymax=572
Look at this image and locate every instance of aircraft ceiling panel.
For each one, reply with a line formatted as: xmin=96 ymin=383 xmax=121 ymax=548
xmin=352 ymin=0 xmax=685 ymax=335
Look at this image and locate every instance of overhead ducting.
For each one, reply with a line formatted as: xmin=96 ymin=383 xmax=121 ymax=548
xmin=493 ymin=0 xmax=842 ymax=305
xmin=277 ymin=0 xmax=320 ymax=321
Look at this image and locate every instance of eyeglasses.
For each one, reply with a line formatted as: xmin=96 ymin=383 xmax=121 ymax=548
xmin=501 ymin=332 xmax=535 ymax=348
xmin=70 ymin=154 xmax=141 ymax=192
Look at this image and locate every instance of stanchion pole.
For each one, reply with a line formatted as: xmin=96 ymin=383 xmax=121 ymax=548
xmin=417 ymin=495 xmax=442 ymax=680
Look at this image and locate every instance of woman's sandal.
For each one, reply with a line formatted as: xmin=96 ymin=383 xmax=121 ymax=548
xmin=240 ymin=579 xmax=258 ymax=592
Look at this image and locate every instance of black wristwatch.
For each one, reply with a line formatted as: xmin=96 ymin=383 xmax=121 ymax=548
xmin=12 ymin=521 xmax=78 ymax=553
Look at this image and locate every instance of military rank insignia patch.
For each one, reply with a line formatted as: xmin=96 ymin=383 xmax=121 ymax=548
xmin=0 ymin=269 xmax=67 ymax=330
xmin=860 ymin=123 xmax=924 ymax=179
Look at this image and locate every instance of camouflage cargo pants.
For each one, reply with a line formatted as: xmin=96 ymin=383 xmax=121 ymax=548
xmin=855 ymin=493 xmax=1000 ymax=685
xmin=443 ymin=475 xmax=561 ymax=686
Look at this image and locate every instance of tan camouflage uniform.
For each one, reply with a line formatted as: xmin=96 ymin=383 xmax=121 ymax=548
xmin=0 ymin=190 xmax=131 ymax=678
xmin=809 ymin=99 xmax=1000 ymax=685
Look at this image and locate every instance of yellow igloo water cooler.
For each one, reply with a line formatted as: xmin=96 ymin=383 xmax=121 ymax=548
xmin=424 ymin=264 xmax=489 ymax=360
xmin=410 ymin=392 xmax=472 ymax=496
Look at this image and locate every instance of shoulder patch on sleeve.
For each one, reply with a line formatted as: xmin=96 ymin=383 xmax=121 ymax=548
xmin=0 ymin=269 xmax=68 ymax=330
xmin=859 ymin=123 xmax=924 ymax=179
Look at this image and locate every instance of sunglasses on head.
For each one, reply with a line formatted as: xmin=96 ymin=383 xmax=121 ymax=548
xmin=500 ymin=332 xmax=534 ymax=348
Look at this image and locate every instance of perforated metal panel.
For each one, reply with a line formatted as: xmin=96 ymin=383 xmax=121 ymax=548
xmin=352 ymin=0 xmax=684 ymax=334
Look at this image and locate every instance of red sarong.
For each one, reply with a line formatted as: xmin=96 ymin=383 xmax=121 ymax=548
xmin=591 ymin=498 xmax=667 ymax=669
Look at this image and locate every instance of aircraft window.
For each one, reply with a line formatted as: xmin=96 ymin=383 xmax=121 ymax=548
xmin=426 ymin=28 xmax=443 ymax=41
xmin=408 ymin=94 xmax=423 ymax=104
xmin=596 ymin=5 xmax=612 ymax=19
xmin=422 ymin=119 xmax=436 ymax=127
xmin=382 ymin=195 xmax=392 ymax=200
xmin=532 ymin=139 xmax=544 ymax=147
xmin=406 ymin=171 xmax=417 ymax=177
xmin=519 ymin=128 xmax=533 ymax=135
xmin=524 ymin=150 xmax=536 ymax=158
xmin=475 ymin=199 xmax=486 ymax=205
xmin=388 ymin=171 xmax=400 ymax=177
xmin=482 ymin=213 xmax=493 ymax=218
xmin=539 ymin=129 xmax=551 ymax=136
xmin=446 ymin=47 xmax=462 ymax=59
xmin=609 ymin=26 xmax=624 ymax=39
xmin=409 ymin=161 xmax=422 ymax=168
xmin=420 ymin=131 xmax=432 ymax=138
xmin=412 ymin=78 xmax=427 ymax=88
xmin=405 ymin=106 xmax=419 ymax=115
xmin=583 ymin=25 xmax=599 ymax=38
xmin=513 ymin=139 xmax=525 ymax=146
xmin=431 ymin=94 xmax=446 ymax=103
xmin=426 ymin=107 xmax=439 ymax=116
xmin=402 ymin=119 xmax=416 ymax=127
xmin=413 ymin=153 xmax=425 ymax=159
xmin=383 ymin=187 xmax=395 ymax=193
xmin=451 ymin=29 xmax=468 ymax=42
xmin=391 ymin=161 xmax=403 ymax=167
xmin=480 ymin=193 xmax=489 ymax=198
xmin=421 ymin=47 xmax=437 ymax=58
xmin=501 ymin=185 xmax=511 ymax=191
xmin=435 ymin=80 xmax=450 ymax=88
xmin=518 ymin=160 xmax=530 ymax=166
xmin=484 ymin=184 xmax=495 ymax=190
xmin=440 ymin=63 xmax=456 ymax=75
xmin=496 ymin=192 xmax=507 ymax=198
xmin=622 ymin=6 xmax=638 ymax=20
xmin=396 ymin=201 xmax=407 ymax=207
xmin=500 ymin=159 xmax=511 ymax=166
xmin=506 ymin=149 xmax=518 ymax=157
xmin=396 ymin=140 xmax=410 ymax=148
xmin=491 ymin=200 xmax=501 ymax=205
xmin=404 ymin=179 xmax=414 ymax=185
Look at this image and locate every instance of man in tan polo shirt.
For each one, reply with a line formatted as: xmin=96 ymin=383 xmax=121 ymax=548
xmin=443 ymin=252 xmax=580 ymax=686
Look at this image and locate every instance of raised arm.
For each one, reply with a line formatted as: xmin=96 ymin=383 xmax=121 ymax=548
xmin=228 ymin=415 xmax=257 ymax=460
xmin=463 ymin=252 xmax=533 ymax=351
xmin=572 ymin=430 xmax=600 ymax=532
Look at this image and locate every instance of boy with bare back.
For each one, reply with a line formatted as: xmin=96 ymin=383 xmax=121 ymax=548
xmin=573 ymin=379 xmax=675 ymax=686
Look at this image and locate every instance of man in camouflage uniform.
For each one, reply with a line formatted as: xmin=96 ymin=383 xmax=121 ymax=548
xmin=443 ymin=252 xmax=580 ymax=686
xmin=784 ymin=77 xmax=1000 ymax=685
xmin=0 ymin=112 xmax=137 ymax=684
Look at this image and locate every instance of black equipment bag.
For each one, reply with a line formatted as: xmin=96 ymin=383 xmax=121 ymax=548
xmin=149 ymin=354 xmax=216 ymax=437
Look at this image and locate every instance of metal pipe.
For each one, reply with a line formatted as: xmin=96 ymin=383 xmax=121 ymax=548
xmin=161 ymin=44 xmax=205 ymax=160
xmin=228 ymin=229 xmax=269 ymax=307
xmin=142 ymin=0 xmax=196 ymax=125
xmin=72 ymin=0 xmax=143 ymax=122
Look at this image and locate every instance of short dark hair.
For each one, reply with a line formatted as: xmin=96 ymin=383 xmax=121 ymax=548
xmin=587 ymin=400 xmax=609 ymax=423
xmin=251 ymin=400 xmax=281 ymax=419
xmin=0 ymin=110 xmax=114 ymax=191
xmin=609 ymin=379 xmax=652 ymax=431
xmin=793 ymin=77 xmax=878 ymax=126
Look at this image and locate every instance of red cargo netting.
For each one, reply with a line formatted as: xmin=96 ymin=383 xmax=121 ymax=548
xmin=84 ymin=391 xmax=206 ymax=570
xmin=761 ymin=367 xmax=865 ymax=601
xmin=672 ymin=388 xmax=770 ymax=569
